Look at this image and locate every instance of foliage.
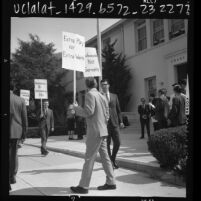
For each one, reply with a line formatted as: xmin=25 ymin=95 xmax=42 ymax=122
xmin=147 ymin=125 xmax=188 ymax=178
xmin=10 ymin=34 xmax=68 ymax=126
xmin=102 ymin=40 xmax=132 ymax=111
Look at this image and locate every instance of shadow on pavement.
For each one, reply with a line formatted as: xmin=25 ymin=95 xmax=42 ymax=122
xmin=20 ymin=167 xmax=103 ymax=175
xmin=10 ymin=187 xmax=70 ymax=195
xmin=116 ymin=173 xmax=185 ymax=189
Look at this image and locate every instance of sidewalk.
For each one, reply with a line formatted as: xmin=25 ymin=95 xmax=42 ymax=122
xmin=24 ymin=127 xmax=185 ymax=187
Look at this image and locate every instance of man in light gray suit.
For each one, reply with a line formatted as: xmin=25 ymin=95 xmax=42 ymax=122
xmin=10 ymin=82 xmax=28 ymax=187
xmin=70 ymin=77 xmax=116 ymax=194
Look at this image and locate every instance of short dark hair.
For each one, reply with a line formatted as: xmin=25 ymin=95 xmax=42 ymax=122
xmin=100 ymin=79 xmax=110 ymax=85
xmin=158 ymin=89 xmax=165 ymax=95
xmin=179 ymin=79 xmax=187 ymax=86
xmin=10 ymin=80 xmax=15 ymax=91
xmin=150 ymin=93 xmax=155 ymax=98
xmin=173 ymin=85 xmax=182 ymax=93
xmin=43 ymin=99 xmax=49 ymax=103
xmin=85 ymin=77 xmax=97 ymax=89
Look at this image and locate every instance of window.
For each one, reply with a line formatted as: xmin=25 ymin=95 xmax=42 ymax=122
xmin=152 ymin=19 xmax=164 ymax=46
xmin=169 ymin=19 xmax=185 ymax=39
xmin=136 ymin=20 xmax=147 ymax=51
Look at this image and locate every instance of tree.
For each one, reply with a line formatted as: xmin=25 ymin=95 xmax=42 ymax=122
xmin=11 ymin=34 xmax=68 ymax=126
xmin=102 ymin=40 xmax=132 ymax=111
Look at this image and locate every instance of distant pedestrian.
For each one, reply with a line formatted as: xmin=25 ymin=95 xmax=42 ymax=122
xmin=155 ymin=89 xmax=170 ymax=130
xmin=179 ymin=79 xmax=187 ymax=95
xmin=75 ymin=116 xmax=85 ymax=140
xmin=169 ymin=83 xmax=178 ymax=110
xmin=67 ymin=104 xmax=76 ymax=140
xmin=168 ymin=85 xmax=186 ymax=127
xmin=38 ymin=100 xmax=54 ymax=156
xmin=138 ymin=98 xmax=151 ymax=138
xmin=70 ymin=77 xmax=116 ymax=194
xmin=10 ymin=81 xmax=28 ymax=187
xmin=101 ymin=79 xmax=124 ymax=169
xmin=148 ymin=94 xmax=159 ymax=131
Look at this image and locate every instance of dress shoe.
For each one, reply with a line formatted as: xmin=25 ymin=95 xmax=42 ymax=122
xmin=70 ymin=186 xmax=88 ymax=194
xmin=10 ymin=177 xmax=16 ymax=184
xmin=41 ymin=150 xmax=49 ymax=156
xmin=112 ymin=161 xmax=119 ymax=169
xmin=139 ymin=136 xmax=144 ymax=139
xmin=97 ymin=184 xmax=116 ymax=190
xmin=69 ymin=138 xmax=74 ymax=140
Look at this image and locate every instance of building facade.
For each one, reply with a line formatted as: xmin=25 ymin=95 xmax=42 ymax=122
xmin=86 ymin=19 xmax=188 ymax=115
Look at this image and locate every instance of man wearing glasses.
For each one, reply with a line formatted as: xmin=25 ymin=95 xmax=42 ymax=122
xmin=101 ymin=79 xmax=124 ymax=169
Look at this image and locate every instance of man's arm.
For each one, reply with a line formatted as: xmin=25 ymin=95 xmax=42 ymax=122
xmin=74 ymin=92 xmax=95 ymax=118
xmin=51 ymin=110 xmax=54 ymax=131
xmin=115 ymin=95 xmax=124 ymax=128
xmin=21 ymin=100 xmax=28 ymax=139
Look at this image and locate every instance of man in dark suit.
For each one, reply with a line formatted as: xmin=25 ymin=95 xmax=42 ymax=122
xmin=101 ymin=79 xmax=124 ymax=169
xmin=10 ymin=82 xmax=28 ymax=187
xmin=38 ymin=100 xmax=54 ymax=156
xmin=138 ymin=98 xmax=151 ymax=139
xmin=155 ymin=89 xmax=170 ymax=130
xmin=168 ymin=85 xmax=186 ymax=127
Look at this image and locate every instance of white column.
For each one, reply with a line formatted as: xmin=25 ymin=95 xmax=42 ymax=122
xmin=146 ymin=19 xmax=151 ymax=49
xmin=163 ymin=19 xmax=169 ymax=42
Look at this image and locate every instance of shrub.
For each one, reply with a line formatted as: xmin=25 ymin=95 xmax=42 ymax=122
xmin=147 ymin=125 xmax=188 ymax=173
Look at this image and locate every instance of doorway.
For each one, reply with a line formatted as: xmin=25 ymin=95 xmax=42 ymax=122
xmin=175 ymin=62 xmax=187 ymax=83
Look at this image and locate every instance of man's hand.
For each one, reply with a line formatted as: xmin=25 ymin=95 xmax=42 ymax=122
xmin=51 ymin=128 xmax=54 ymax=132
xmin=40 ymin=113 xmax=44 ymax=118
xmin=73 ymin=102 xmax=78 ymax=107
xmin=120 ymin=122 xmax=125 ymax=129
xmin=21 ymin=129 xmax=26 ymax=141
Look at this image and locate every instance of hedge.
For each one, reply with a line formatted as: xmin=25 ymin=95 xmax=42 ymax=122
xmin=147 ymin=125 xmax=188 ymax=178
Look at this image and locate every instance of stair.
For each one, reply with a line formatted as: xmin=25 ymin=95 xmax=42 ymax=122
xmin=122 ymin=112 xmax=141 ymax=132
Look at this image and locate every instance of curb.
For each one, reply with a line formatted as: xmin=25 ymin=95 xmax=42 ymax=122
xmin=24 ymin=143 xmax=185 ymax=187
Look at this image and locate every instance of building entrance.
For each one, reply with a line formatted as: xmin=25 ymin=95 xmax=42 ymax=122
xmin=175 ymin=62 xmax=187 ymax=82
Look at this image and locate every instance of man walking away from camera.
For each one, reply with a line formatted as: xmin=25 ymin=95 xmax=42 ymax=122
xmin=70 ymin=77 xmax=116 ymax=194
xmin=10 ymin=81 xmax=28 ymax=188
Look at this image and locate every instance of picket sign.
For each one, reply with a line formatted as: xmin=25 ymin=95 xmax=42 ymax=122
xmin=34 ymin=79 xmax=48 ymax=114
xmin=84 ymin=47 xmax=101 ymax=77
xmin=20 ymin=89 xmax=30 ymax=106
xmin=62 ymin=32 xmax=85 ymax=104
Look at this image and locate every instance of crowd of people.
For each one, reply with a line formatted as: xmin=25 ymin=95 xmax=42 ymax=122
xmin=9 ymin=77 xmax=187 ymax=193
xmin=9 ymin=77 xmax=124 ymax=194
xmin=138 ymin=79 xmax=187 ymax=139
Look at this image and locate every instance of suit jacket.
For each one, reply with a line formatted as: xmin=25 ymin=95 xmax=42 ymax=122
xmin=38 ymin=108 xmax=54 ymax=133
xmin=169 ymin=94 xmax=186 ymax=125
xmin=106 ymin=93 xmax=123 ymax=127
xmin=155 ymin=96 xmax=170 ymax=121
xmin=138 ymin=104 xmax=151 ymax=120
xmin=74 ymin=88 xmax=109 ymax=138
xmin=10 ymin=91 xmax=28 ymax=139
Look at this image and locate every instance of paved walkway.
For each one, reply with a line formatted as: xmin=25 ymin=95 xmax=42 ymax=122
xmin=10 ymin=145 xmax=185 ymax=197
xmin=24 ymin=126 xmax=185 ymax=187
